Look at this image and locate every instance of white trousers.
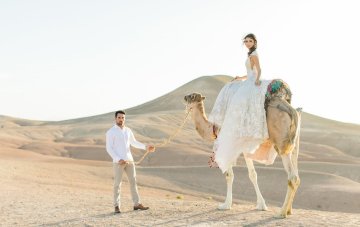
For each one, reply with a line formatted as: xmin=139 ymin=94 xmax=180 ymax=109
xmin=113 ymin=163 xmax=140 ymax=207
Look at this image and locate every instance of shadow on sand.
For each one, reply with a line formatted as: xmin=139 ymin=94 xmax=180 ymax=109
xmin=39 ymin=211 xmax=120 ymax=226
xmin=154 ymin=208 xmax=279 ymax=226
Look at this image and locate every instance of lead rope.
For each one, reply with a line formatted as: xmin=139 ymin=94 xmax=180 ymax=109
xmin=130 ymin=107 xmax=192 ymax=165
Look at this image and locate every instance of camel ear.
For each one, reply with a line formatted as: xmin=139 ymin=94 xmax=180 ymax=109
xmin=201 ymin=96 xmax=206 ymax=100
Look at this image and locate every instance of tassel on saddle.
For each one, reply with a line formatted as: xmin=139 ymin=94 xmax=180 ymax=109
xmin=264 ymin=79 xmax=292 ymax=112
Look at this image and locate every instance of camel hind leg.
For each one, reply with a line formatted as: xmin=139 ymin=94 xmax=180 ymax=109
xmin=282 ymin=109 xmax=301 ymax=216
xmin=244 ymin=157 xmax=267 ymax=210
xmin=272 ymin=126 xmax=301 ymax=218
xmin=267 ymin=101 xmax=301 ymax=218
xmin=287 ymin=123 xmax=301 ymax=215
xmin=276 ymin=152 xmax=300 ymax=218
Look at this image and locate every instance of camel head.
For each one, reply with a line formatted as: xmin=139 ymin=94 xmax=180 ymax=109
xmin=184 ymin=93 xmax=205 ymax=107
xmin=184 ymin=93 xmax=215 ymax=140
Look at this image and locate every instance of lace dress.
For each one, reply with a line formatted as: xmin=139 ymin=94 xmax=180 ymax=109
xmin=208 ymin=51 xmax=276 ymax=172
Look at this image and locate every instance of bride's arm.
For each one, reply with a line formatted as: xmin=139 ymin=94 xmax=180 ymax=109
xmin=232 ymin=75 xmax=247 ymax=81
xmin=250 ymin=55 xmax=262 ymax=85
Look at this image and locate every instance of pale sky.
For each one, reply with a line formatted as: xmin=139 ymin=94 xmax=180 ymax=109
xmin=1 ymin=0 xmax=359 ymax=124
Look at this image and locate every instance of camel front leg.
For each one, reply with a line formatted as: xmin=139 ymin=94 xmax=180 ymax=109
xmin=218 ymin=166 xmax=233 ymax=210
xmin=244 ymin=157 xmax=267 ymax=210
xmin=277 ymin=153 xmax=300 ymax=218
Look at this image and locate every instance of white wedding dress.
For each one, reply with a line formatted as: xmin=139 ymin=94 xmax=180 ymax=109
xmin=208 ymin=51 xmax=277 ymax=173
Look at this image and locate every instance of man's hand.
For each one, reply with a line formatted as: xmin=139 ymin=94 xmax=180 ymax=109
xmin=146 ymin=144 xmax=156 ymax=153
xmin=119 ymin=159 xmax=129 ymax=165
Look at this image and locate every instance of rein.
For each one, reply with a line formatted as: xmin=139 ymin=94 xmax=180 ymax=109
xmin=130 ymin=106 xmax=192 ymax=165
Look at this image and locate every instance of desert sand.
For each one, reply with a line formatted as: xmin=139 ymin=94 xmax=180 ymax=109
xmin=1 ymin=75 xmax=360 ymax=226
xmin=1 ymin=153 xmax=359 ymax=226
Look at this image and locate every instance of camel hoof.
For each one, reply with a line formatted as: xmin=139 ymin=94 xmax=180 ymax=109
xmin=218 ymin=203 xmax=231 ymax=210
xmin=256 ymin=202 xmax=268 ymax=211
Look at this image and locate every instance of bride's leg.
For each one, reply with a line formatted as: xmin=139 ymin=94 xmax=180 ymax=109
xmin=218 ymin=165 xmax=233 ymax=210
xmin=244 ymin=157 xmax=268 ymax=210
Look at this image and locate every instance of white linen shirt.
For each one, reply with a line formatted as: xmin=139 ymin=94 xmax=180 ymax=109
xmin=106 ymin=124 xmax=146 ymax=163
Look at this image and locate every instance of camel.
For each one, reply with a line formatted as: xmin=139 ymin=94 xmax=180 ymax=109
xmin=183 ymin=80 xmax=301 ymax=218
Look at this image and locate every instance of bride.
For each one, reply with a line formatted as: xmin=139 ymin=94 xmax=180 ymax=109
xmin=208 ymin=33 xmax=274 ymax=172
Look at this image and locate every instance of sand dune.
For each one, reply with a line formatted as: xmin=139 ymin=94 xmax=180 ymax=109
xmin=1 ymin=75 xmax=360 ymax=226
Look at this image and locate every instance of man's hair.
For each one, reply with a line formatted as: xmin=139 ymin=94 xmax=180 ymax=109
xmin=115 ymin=110 xmax=126 ymax=117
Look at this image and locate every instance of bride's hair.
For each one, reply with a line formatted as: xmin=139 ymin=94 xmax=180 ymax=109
xmin=243 ymin=33 xmax=257 ymax=56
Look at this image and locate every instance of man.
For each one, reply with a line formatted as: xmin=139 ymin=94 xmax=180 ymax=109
xmin=106 ymin=110 xmax=155 ymax=214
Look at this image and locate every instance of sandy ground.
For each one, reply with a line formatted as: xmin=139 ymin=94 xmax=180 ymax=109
xmin=1 ymin=156 xmax=360 ymax=227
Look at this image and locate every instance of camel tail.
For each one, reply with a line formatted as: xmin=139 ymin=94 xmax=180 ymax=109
xmin=290 ymin=106 xmax=301 ymax=145
xmin=294 ymin=108 xmax=302 ymax=153
xmin=290 ymin=108 xmax=302 ymax=173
